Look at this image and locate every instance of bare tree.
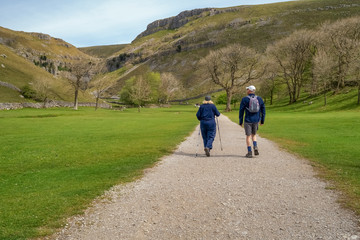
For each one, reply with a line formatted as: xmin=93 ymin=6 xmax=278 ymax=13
xmin=260 ymin=59 xmax=280 ymax=105
xmin=159 ymin=72 xmax=183 ymax=104
xmin=130 ymin=76 xmax=152 ymax=112
xmin=349 ymin=45 xmax=360 ymax=105
xmin=313 ymin=49 xmax=337 ymax=106
xmin=318 ymin=17 xmax=360 ymax=92
xmin=62 ymin=60 xmax=94 ymax=110
xmin=89 ymin=74 xmax=117 ymax=110
xmin=267 ymin=30 xmax=314 ymax=104
xmin=32 ymin=79 xmax=52 ymax=108
xmin=200 ymin=44 xmax=261 ymax=111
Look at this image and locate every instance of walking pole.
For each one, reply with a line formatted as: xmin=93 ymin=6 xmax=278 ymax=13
xmin=195 ymin=127 xmax=201 ymax=157
xmin=216 ymin=117 xmax=223 ymax=151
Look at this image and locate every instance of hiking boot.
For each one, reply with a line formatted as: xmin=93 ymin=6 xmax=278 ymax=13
xmin=245 ymin=151 xmax=253 ymax=158
xmin=254 ymin=146 xmax=259 ymax=156
xmin=205 ymin=147 xmax=210 ymax=157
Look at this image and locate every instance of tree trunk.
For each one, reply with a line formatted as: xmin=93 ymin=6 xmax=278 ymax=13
xmin=74 ymin=88 xmax=79 ymax=110
xmin=285 ymin=80 xmax=293 ymax=104
xmin=358 ymin=84 xmax=360 ymax=105
xmin=290 ymin=89 xmax=297 ymax=103
xmin=225 ymin=89 xmax=233 ymax=112
xmin=42 ymin=97 xmax=48 ymax=108
xmin=324 ymin=82 xmax=327 ymax=106
xmin=95 ymin=97 xmax=99 ymax=111
xmin=138 ymin=105 xmax=141 ymax=112
xmin=270 ymin=88 xmax=274 ymax=105
xmin=296 ymin=81 xmax=301 ymax=101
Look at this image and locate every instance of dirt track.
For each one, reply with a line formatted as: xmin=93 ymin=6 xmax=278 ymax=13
xmin=50 ymin=115 xmax=359 ymax=239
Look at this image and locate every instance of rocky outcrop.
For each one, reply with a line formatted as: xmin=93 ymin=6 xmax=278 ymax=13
xmin=105 ymin=52 xmax=147 ymax=72
xmin=0 ymin=28 xmax=85 ymax=77
xmin=29 ymin=32 xmax=51 ymax=41
xmin=135 ymin=8 xmax=212 ymax=40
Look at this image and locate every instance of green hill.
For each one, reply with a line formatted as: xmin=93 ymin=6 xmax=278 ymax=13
xmin=0 ymin=44 xmax=67 ymax=102
xmin=79 ymin=44 xmax=128 ymax=58
xmin=0 ymin=27 xmax=95 ymax=102
xmin=103 ymin=0 xmax=360 ymax=97
xmin=1 ymin=0 xmax=360 ymax=103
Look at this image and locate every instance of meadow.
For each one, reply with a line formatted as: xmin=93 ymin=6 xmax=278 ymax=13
xmin=0 ymin=106 xmax=198 ymax=239
xmin=1 ymin=93 xmax=359 ymax=239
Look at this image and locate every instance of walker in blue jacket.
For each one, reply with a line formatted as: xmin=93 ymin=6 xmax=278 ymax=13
xmin=196 ymin=96 xmax=220 ymax=157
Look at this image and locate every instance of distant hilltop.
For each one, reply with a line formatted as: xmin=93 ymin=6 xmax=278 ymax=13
xmin=135 ymin=7 xmax=242 ymax=40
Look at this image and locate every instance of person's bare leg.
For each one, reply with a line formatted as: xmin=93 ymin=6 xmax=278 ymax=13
xmin=246 ymin=135 xmax=253 ymax=158
xmin=246 ymin=135 xmax=252 ymax=147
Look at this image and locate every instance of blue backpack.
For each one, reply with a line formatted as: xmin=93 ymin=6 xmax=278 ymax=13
xmin=246 ymin=95 xmax=260 ymax=113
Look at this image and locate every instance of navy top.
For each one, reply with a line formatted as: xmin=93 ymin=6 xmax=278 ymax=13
xmin=196 ymin=103 xmax=220 ymax=121
xmin=239 ymin=94 xmax=266 ymax=125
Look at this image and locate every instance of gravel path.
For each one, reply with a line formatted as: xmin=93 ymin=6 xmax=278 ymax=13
xmin=50 ymin=115 xmax=359 ymax=240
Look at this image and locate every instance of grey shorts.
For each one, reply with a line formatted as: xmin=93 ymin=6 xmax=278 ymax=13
xmin=244 ymin=122 xmax=259 ymax=136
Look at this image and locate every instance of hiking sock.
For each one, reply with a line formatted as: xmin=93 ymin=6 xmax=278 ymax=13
xmin=253 ymin=141 xmax=257 ymax=147
xmin=247 ymin=146 xmax=252 ymax=152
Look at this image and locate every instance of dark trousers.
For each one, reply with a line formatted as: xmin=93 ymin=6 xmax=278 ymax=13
xmin=200 ymin=120 xmax=216 ymax=149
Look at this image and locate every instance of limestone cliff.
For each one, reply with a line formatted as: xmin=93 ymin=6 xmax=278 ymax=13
xmin=135 ymin=8 xmax=211 ymax=40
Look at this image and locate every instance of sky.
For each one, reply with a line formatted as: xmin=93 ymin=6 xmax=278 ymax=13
xmin=0 ymin=0 xmax=293 ymax=47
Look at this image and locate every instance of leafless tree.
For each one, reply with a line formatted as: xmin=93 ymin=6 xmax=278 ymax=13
xmin=260 ymin=58 xmax=281 ymax=105
xmin=267 ymin=30 xmax=314 ymax=104
xmin=200 ymin=44 xmax=261 ymax=111
xmin=159 ymin=72 xmax=183 ymax=104
xmin=89 ymin=74 xmax=117 ymax=110
xmin=62 ymin=60 xmax=94 ymax=110
xmin=130 ymin=76 xmax=152 ymax=112
xmin=313 ymin=49 xmax=337 ymax=106
xmin=349 ymin=45 xmax=360 ymax=105
xmin=318 ymin=17 xmax=360 ymax=92
xmin=32 ymin=79 xmax=52 ymax=107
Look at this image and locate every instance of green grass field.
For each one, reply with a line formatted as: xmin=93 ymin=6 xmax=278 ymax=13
xmin=0 ymin=106 xmax=198 ymax=239
xmin=224 ymin=91 xmax=360 ymax=215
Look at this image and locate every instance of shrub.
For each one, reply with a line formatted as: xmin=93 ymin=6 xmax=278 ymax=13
xmin=21 ymin=85 xmax=37 ymax=99
xmin=216 ymin=94 xmax=227 ymax=104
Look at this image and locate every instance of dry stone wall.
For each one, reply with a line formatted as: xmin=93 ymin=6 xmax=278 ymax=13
xmin=0 ymin=100 xmax=112 ymax=110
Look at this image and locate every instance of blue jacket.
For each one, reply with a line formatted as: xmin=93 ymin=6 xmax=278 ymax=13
xmin=196 ymin=102 xmax=220 ymax=121
xmin=239 ymin=94 xmax=265 ymax=125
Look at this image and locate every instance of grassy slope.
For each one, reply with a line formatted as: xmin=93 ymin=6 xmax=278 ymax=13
xmin=118 ymin=0 xmax=360 ymax=55
xmin=0 ymin=26 xmax=88 ymax=59
xmin=0 ymin=106 xmax=198 ymax=239
xmin=0 ymin=27 xmax=96 ymax=102
xmin=0 ymin=44 xmax=69 ymax=102
xmin=79 ymin=44 xmax=129 ymax=58
xmin=3 ymin=0 xmax=360 ymax=102
xmin=224 ymin=90 xmax=360 ymax=215
xmin=102 ymin=0 xmax=360 ymax=97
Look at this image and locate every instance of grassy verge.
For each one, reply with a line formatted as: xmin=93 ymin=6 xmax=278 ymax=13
xmin=224 ymin=102 xmax=360 ymax=215
xmin=0 ymin=106 xmax=198 ymax=239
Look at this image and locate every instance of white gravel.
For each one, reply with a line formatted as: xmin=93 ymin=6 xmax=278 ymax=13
xmin=48 ymin=115 xmax=359 ymax=240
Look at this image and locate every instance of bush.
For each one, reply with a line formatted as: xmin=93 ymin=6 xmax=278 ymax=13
xmin=216 ymin=94 xmax=227 ymax=104
xmin=21 ymin=85 xmax=37 ymax=99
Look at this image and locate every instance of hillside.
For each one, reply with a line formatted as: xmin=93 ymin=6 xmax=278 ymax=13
xmin=0 ymin=27 xmax=94 ymax=75
xmin=0 ymin=27 xmax=95 ymax=102
xmin=102 ymin=0 xmax=360 ymax=97
xmin=79 ymin=44 xmax=128 ymax=58
xmin=1 ymin=0 xmax=360 ymax=103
